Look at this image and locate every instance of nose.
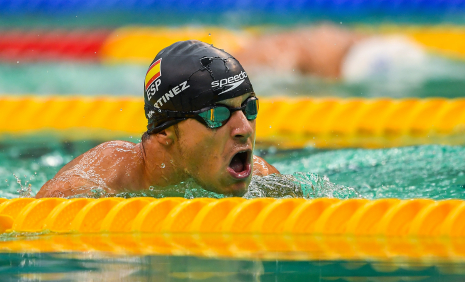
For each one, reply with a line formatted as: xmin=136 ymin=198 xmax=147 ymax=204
xmin=228 ymin=110 xmax=254 ymax=142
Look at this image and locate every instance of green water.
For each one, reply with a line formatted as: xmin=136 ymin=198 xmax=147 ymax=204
xmin=1 ymin=137 xmax=464 ymax=200
xmin=1 ymin=12 xmax=465 ymax=29
xmin=0 ymin=63 xmax=145 ymax=95
xmin=270 ymin=145 xmax=465 ymax=200
xmin=1 ymin=252 xmax=464 ymax=282
xmin=3 ymin=15 xmax=465 ymax=282
xmin=1 ymin=133 xmax=464 ymax=282
xmin=0 ymin=55 xmax=465 ymax=282
xmin=2 ymin=56 xmax=465 ymax=98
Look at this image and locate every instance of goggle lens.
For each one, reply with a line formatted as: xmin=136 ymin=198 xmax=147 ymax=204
xmin=197 ymin=97 xmax=259 ymax=129
xmin=198 ymin=107 xmax=231 ymax=128
xmin=244 ymin=98 xmax=258 ymax=120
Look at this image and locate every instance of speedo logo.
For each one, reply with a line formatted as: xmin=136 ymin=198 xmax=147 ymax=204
xmin=211 ymin=71 xmax=248 ymax=95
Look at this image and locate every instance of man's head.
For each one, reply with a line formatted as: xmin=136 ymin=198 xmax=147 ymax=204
xmin=143 ymin=40 xmax=257 ymax=196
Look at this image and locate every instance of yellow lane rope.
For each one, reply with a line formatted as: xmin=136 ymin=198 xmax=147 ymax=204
xmin=1 ymin=197 xmax=465 ymax=237
xmin=2 ymin=96 xmax=465 ymax=148
xmin=100 ymin=26 xmax=465 ymax=65
xmin=1 ymin=232 xmax=465 ymax=263
xmin=100 ymin=27 xmax=249 ymax=65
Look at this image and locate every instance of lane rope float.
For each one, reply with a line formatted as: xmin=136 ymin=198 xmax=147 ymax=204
xmin=1 ymin=197 xmax=465 ymax=237
xmin=2 ymin=96 xmax=465 ymax=148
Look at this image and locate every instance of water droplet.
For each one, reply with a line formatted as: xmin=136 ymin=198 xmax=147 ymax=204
xmin=208 ymin=33 xmax=211 ymax=36
xmin=4 ymin=180 xmax=7 ymax=182
xmin=269 ymin=126 xmax=272 ymax=128
xmin=340 ymin=22 xmax=342 ymax=24
xmin=268 ymin=146 xmax=277 ymax=154
xmin=161 ymin=163 xmax=165 ymax=168
xmin=16 ymin=61 xmax=19 ymax=64
xmin=120 ymin=109 xmax=122 ymax=111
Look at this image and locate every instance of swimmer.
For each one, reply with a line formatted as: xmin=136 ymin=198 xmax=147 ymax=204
xmin=236 ymin=24 xmax=363 ymax=78
xmin=236 ymin=24 xmax=428 ymax=83
xmin=36 ymin=40 xmax=279 ymax=198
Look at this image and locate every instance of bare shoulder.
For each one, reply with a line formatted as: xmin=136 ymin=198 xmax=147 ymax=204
xmin=55 ymin=140 xmax=136 ymax=175
xmin=36 ymin=140 xmax=138 ymax=198
xmin=89 ymin=140 xmax=137 ymax=157
xmin=35 ymin=177 xmax=115 ymax=198
xmin=252 ymin=155 xmax=280 ymax=176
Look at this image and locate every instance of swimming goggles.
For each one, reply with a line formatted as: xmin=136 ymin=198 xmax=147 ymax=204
xmin=190 ymin=96 xmax=259 ymax=129
xmin=147 ymin=96 xmax=259 ymax=130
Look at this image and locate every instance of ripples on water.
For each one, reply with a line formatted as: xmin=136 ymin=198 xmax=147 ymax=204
xmin=109 ymin=173 xmax=360 ymax=200
xmin=4 ymin=252 xmax=463 ymax=281
xmin=271 ymin=145 xmax=465 ymax=199
xmin=0 ymin=138 xmax=464 ymax=200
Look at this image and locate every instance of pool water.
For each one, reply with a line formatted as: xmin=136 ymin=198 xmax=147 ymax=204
xmin=3 ymin=57 xmax=465 ymax=99
xmin=3 ymin=17 xmax=465 ymax=282
xmin=2 ymin=252 xmax=465 ymax=282
xmin=1 ymin=136 xmax=464 ymax=200
xmin=270 ymin=145 xmax=465 ymax=200
xmin=1 ymin=136 xmax=465 ymax=281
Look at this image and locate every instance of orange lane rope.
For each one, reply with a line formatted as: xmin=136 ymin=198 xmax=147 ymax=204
xmin=2 ymin=96 xmax=465 ymax=148
xmin=1 ymin=197 xmax=465 ymax=237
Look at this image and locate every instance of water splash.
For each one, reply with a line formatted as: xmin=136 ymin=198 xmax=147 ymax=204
xmin=114 ymin=179 xmax=225 ymax=199
xmin=245 ymin=173 xmax=360 ymax=199
xmin=12 ymin=173 xmax=33 ymax=198
xmin=107 ymin=173 xmax=359 ymax=200
xmin=1 ymin=137 xmax=465 ymax=201
xmin=272 ymin=145 xmax=465 ymax=200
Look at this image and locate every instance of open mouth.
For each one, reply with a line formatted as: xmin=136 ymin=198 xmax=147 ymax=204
xmin=227 ymin=150 xmax=252 ymax=179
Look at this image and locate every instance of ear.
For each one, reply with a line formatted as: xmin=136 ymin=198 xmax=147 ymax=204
xmin=155 ymin=127 xmax=176 ymax=146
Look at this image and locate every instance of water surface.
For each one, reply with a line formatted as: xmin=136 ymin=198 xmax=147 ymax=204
xmin=1 ymin=137 xmax=464 ymax=200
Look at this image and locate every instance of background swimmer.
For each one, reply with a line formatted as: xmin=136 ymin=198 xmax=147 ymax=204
xmin=236 ymin=24 xmax=426 ymax=81
xmin=235 ymin=24 xmax=455 ymax=98
xmin=35 ymin=40 xmax=278 ymax=198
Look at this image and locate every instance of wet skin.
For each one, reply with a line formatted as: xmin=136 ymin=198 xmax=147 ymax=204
xmin=36 ymin=93 xmax=279 ymax=198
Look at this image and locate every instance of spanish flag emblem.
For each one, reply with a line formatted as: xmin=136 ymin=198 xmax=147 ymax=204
xmin=145 ymin=58 xmax=162 ymax=91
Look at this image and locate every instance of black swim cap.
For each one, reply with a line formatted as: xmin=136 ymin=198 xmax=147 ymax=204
xmin=144 ymin=40 xmax=254 ymax=134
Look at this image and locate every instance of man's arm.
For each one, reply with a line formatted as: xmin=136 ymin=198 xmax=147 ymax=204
xmin=253 ymin=155 xmax=280 ymax=176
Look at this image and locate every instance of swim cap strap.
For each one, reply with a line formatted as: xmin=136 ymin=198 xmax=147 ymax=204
xmin=145 ymin=104 xmax=188 ymax=134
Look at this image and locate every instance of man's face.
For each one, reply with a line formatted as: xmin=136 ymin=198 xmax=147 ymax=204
xmin=175 ymin=93 xmax=256 ymax=196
